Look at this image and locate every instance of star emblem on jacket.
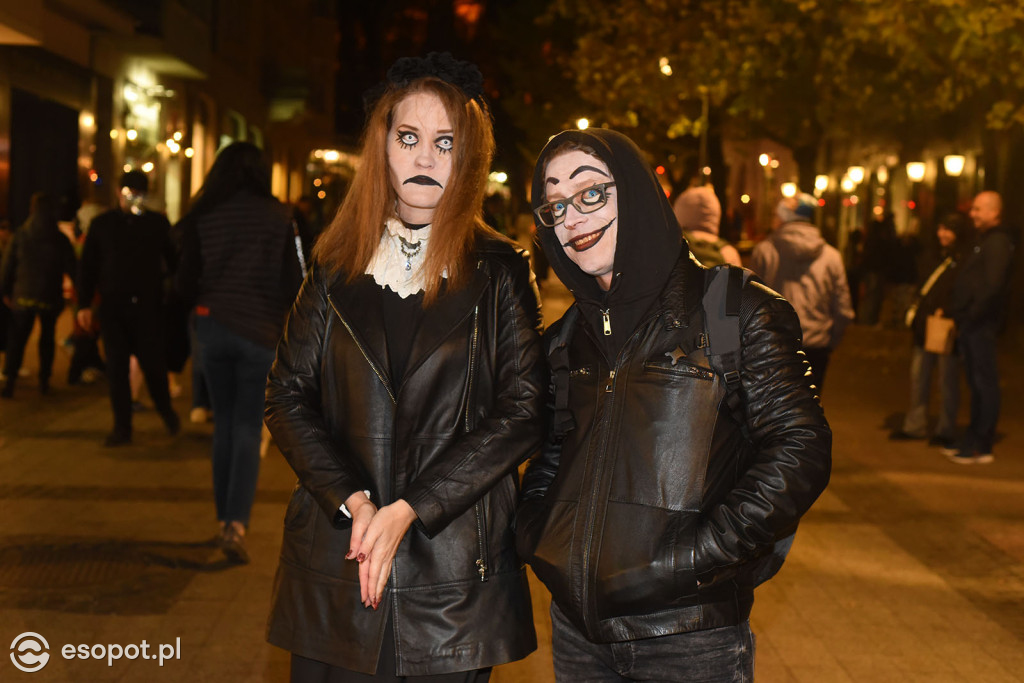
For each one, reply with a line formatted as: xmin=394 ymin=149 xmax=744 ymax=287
xmin=665 ymin=345 xmax=687 ymax=366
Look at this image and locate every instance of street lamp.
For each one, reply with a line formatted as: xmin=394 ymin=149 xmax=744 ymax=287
xmin=847 ymin=166 xmax=865 ymax=184
xmin=906 ymin=162 xmax=926 ymax=182
xmin=943 ymin=155 xmax=965 ymax=177
xmin=814 ymin=175 xmax=829 ymax=194
xmin=576 ymin=118 xmax=589 ymax=130
xmin=781 ymin=182 xmax=798 ymax=198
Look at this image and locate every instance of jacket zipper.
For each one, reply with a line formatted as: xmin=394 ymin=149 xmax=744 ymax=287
xmin=465 ymin=305 xmax=488 ymax=581
xmin=601 ymin=308 xmax=612 ymax=336
xmin=577 ymin=311 xmax=661 ymax=635
xmin=327 ymin=294 xmax=396 ymax=404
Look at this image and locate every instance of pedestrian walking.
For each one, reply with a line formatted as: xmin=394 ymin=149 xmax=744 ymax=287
xmin=891 ymin=212 xmax=968 ymax=449
xmin=944 ymin=191 xmax=1016 ymax=464
xmin=264 ymin=53 xmax=543 ymax=681
xmin=750 ymin=193 xmax=855 ymax=393
xmin=76 ymin=171 xmax=180 ymax=445
xmin=175 ymin=142 xmax=303 ymax=563
xmin=516 ymin=128 xmax=831 ymax=682
xmin=1 ymin=192 xmax=76 ymax=397
xmin=672 ymin=184 xmax=742 ymax=266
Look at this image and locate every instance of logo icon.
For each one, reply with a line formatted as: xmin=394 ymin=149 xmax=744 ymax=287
xmin=10 ymin=632 xmax=50 ymax=673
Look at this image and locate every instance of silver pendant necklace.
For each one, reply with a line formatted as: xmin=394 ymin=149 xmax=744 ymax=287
xmin=397 ymin=234 xmax=423 ymax=271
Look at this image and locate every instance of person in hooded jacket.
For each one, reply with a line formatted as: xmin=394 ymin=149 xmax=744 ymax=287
xmin=749 ymin=194 xmax=854 ymax=393
xmin=672 ymin=185 xmax=742 ymax=267
xmin=516 ymin=129 xmax=831 ymax=682
xmin=1 ymin=192 xmax=76 ymax=397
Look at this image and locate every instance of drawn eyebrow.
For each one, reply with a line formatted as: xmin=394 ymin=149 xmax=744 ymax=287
xmin=569 ymin=165 xmax=609 ymax=179
xmin=545 ymin=177 xmax=560 ymax=186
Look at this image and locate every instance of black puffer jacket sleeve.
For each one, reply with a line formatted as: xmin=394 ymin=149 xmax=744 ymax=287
xmin=402 ymin=253 xmax=546 ymax=537
xmin=693 ymin=287 xmax=832 ymax=577
xmin=265 ymin=264 xmax=371 ymax=523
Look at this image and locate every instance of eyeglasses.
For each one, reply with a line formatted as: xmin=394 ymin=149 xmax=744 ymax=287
xmin=534 ymin=182 xmax=616 ymax=228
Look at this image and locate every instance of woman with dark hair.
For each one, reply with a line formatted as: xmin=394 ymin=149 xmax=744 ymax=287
xmin=176 ymin=141 xmax=303 ymax=563
xmin=1 ymin=192 xmax=76 ymax=397
xmin=891 ymin=211 xmax=969 ymax=448
xmin=264 ymin=54 xmax=543 ymax=682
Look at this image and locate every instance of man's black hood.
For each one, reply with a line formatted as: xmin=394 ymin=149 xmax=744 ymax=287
xmin=531 ymin=129 xmax=683 ymax=359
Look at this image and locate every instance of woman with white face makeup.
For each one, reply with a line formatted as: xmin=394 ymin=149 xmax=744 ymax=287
xmin=264 ymin=54 xmax=543 ymax=682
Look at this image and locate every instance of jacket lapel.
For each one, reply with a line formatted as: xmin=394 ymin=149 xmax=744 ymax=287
xmin=328 ymin=275 xmax=393 ymax=392
xmin=403 ymin=266 xmax=490 ymax=386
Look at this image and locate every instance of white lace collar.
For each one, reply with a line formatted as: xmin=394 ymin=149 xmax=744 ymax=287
xmin=365 ymin=218 xmax=444 ymax=298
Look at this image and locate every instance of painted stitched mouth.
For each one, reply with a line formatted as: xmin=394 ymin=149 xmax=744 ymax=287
xmin=563 ymin=219 xmax=615 ymax=252
xmin=404 ymin=175 xmax=442 ymax=187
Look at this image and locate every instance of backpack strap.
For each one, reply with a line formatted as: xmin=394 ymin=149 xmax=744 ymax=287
xmin=702 ymin=264 xmax=751 ymax=417
xmin=548 ymin=304 xmax=580 ymax=441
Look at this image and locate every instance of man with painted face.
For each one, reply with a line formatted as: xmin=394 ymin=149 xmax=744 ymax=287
xmin=516 ymin=129 xmax=831 ymax=681
xmin=77 ymin=170 xmax=180 ymax=446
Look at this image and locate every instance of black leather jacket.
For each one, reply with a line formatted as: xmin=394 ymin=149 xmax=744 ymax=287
xmin=516 ymin=254 xmax=831 ymax=643
xmin=265 ymin=238 xmax=544 ymax=675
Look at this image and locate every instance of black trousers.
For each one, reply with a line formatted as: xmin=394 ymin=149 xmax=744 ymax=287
xmin=289 ymin=614 xmax=492 ymax=683
xmin=99 ymin=301 xmax=173 ymax=435
xmin=4 ymin=306 xmax=60 ymax=385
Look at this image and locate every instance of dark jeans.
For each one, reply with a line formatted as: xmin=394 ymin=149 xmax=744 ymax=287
xmin=902 ymin=345 xmax=959 ymax=440
xmin=959 ymin=325 xmax=1000 ymax=453
xmin=550 ymin=602 xmax=754 ymax=683
xmin=4 ymin=306 xmax=59 ymax=385
xmin=195 ymin=315 xmax=275 ymax=526
xmin=99 ymin=302 xmax=174 ymax=436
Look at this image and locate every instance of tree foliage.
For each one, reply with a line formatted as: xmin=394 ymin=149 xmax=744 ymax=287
xmin=546 ymin=0 xmax=1024 ymax=182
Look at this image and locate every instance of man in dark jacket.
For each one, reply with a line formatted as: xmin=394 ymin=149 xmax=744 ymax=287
xmin=76 ymin=171 xmax=179 ymax=445
xmin=1 ymin=193 xmax=76 ymax=397
xmin=516 ymin=129 xmax=831 ymax=681
xmin=944 ymin=191 xmax=1016 ymax=464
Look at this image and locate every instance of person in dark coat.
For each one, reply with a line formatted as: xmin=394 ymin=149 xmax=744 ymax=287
xmin=76 ymin=171 xmax=180 ymax=445
xmin=891 ymin=212 xmax=968 ymax=448
xmin=516 ymin=129 xmax=830 ymax=681
xmin=175 ymin=141 xmax=304 ymax=564
xmin=944 ymin=191 xmax=1016 ymax=464
xmin=1 ymin=193 xmax=76 ymax=397
xmin=263 ymin=54 xmax=543 ymax=681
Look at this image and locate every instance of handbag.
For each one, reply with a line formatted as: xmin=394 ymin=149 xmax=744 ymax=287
xmin=924 ymin=313 xmax=956 ymax=355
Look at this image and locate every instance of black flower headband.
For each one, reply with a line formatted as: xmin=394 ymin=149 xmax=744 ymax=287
xmin=364 ymin=52 xmax=485 ymax=114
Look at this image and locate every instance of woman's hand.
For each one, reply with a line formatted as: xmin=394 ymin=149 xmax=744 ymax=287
xmin=354 ymin=499 xmax=418 ymax=609
xmin=344 ymin=491 xmax=377 ymax=565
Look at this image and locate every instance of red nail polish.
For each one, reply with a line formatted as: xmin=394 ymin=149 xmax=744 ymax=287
xmin=345 ymin=549 xmax=355 ymax=559
xmin=357 ymin=553 xmax=366 ymax=562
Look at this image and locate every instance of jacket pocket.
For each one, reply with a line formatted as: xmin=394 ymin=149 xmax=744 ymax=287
xmin=595 ymin=503 xmax=698 ymax=619
xmin=643 ymin=359 xmax=715 ymax=382
xmin=283 ymin=484 xmax=316 ymax=531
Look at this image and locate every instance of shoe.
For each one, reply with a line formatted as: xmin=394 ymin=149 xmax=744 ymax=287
xmin=131 ymin=401 xmax=148 ymax=412
xmin=189 ymin=406 xmax=211 ymax=424
xmin=930 ymin=435 xmax=956 ymax=450
xmin=221 ymin=521 xmax=250 ymax=564
xmin=945 ymin=450 xmax=994 ymax=465
xmin=163 ymin=411 xmax=181 ymax=437
xmin=889 ymin=430 xmax=925 ymax=441
xmin=103 ymin=432 xmax=132 ymax=447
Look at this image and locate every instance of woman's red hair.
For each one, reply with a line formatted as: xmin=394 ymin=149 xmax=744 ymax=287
xmin=313 ymin=77 xmax=501 ymax=304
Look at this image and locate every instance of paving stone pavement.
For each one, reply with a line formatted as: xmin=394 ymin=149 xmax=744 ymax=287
xmin=1 ymin=285 xmax=1022 ymax=682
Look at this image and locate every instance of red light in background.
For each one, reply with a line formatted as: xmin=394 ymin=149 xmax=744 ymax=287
xmin=655 ymin=165 xmax=666 ymax=175
xmin=907 ymin=200 xmax=917 ymax=210
xmin=818 ymin=198 xmax=825 ymax=206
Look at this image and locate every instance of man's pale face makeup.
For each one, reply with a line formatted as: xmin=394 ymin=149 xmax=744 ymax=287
xmin=543 ymin=150 xmax=618 ymax=290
